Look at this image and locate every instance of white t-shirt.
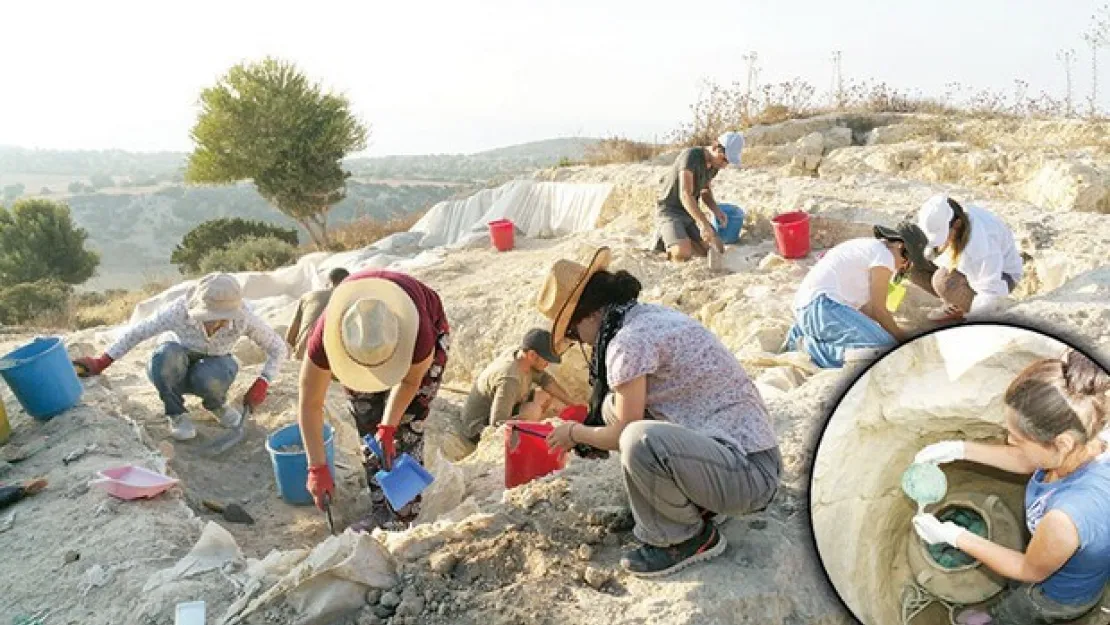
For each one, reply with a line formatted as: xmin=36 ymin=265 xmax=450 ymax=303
xmin=793 ymin=238 xmax=896 ymax=311
xmin=935 ymin=205 xmax=1023 ymax=313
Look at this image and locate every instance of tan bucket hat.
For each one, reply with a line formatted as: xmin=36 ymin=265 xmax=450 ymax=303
xmin=535 ymin=246 xmax=611 ymax=355
xmin=187 ymin=273 xmax=244 ymax=322
xmin=322 ymin=277 xmax=419 ymax=393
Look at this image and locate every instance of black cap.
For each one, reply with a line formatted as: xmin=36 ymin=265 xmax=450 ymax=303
xmin=522 ymin=328 xmax=562 ymax=364
xmin=873 ymin=224 xmax=905 ymax=243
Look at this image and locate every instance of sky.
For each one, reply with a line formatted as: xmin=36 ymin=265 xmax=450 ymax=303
xmin=0 ymin=0 xmax=1105 ymax=157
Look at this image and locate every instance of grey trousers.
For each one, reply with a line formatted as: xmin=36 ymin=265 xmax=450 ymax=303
xmin=989 ymin=582 xmax=1101 ymax=625
xmin=602 ymin=394 xmax=782 ymax=547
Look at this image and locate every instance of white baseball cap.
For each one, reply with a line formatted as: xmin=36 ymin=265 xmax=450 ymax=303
xmin=917 ymin=194 xmax=954 ymax=248
xmin=717 ymin=131 xmax=745 ymax=167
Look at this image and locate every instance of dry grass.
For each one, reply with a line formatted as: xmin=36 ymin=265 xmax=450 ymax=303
xmin=322 ymin=212 xmax=425 ymax=252
xmin=582 ymin=137 xmax=668 ymax=165
xmin=69 ymin=281 xmax=172 ymax=329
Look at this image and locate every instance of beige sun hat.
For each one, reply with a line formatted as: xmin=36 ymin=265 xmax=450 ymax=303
xmin=186 ymin=273 xmax=244 ymax=322
xmin=322 ymin=277 xmax=419 ymax=393
xmin=535 ymin=246 xmax=611 ymax=356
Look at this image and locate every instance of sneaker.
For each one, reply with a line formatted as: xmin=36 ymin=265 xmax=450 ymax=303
xmin=218 ymin=405 xmax=243 ymax=429
xmin=167 ymin=415 xmax=197 ymax=441
xmin=620 ymin=522 xmax=727 ymax=578
xmin=700 ymin=508 xmax=730 ymax=527
xmin=844 ymin=347 xmax=884 ymax=362
xmin=927 ymin=305 xmax=964 ymax=323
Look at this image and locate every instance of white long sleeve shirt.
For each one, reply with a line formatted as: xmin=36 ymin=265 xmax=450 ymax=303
xmin=105 ymin=297 xmax=287 ymax=381
xmin=936 ymin=205 xmax=1023 ymax=314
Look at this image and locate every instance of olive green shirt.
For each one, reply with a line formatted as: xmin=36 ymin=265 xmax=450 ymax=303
xmin=287 ymin=289 xmax=332 ymax=361
xmin=657 ymin=147 xmax=719 ymax=217
xmin=460 ymin=349 xmax=553 ymax=442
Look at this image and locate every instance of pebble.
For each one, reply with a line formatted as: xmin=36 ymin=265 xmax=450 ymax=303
xmin=357 ymin=611 xmax=383 ymax=625
xmin=423 ymin=589 xmax=435 ymax=603
xmin=428 ymin=552 xmax=458 ymax=575
xmin=63 ymin=550 xmax=80 ymax=565
xmin=396 ymin=597 xmax=425 ymax=617
xmin=575 ymin=544 xmax=594 ymax=561
xmin=365 ymin=588 xmax=382 ymax=606
xmin=379 ymin=591 xmax=401 ymax=609
xmin=438 ymin=604 xmax=448 ymax=616
xmin=372 ymin=604 xmax=394 ymax=619
xmin=584 ymin=566 xmax=610 ymax=590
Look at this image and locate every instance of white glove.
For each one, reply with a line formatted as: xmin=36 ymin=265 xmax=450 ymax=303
xmin=913 ymin=513 xmax=966 ymax=546
xmin=914 ymin=440 xmax=965 ymax=465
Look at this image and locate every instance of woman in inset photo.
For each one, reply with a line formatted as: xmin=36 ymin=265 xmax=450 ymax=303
xmin=809 ymin=324 xmax=1110 ymax=625
xmin=912 ymin=349 xmax=1110 ymax=624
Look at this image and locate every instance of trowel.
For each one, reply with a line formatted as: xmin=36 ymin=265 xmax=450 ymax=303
xmin=196 ymin=402 xmax=250 ymax=457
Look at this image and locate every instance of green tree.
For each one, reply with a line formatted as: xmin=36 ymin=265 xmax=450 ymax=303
xmin=0 ymin=279 xmax=72 ymax=325
xmin=171 ymin=217 xmax=300 ymax=275
xmin=0 ymin=198 xmax=100 ymax=285
xmin=186 ymin=57 xmax=369 ymax=248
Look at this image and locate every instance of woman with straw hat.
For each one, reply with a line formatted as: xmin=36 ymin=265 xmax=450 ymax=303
xmin=298 ymin=269 xmax=449 ymax=530
xmin=536 ymin=246 xmax=781 ymax=577
xmin=73 ymin=273 xmax=287 ymax=441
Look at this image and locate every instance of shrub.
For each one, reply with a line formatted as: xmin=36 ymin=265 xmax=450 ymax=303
xmin=171 ymin=217 xmax=300 ymax=274
xmin=0 ymin=279 xmax=73 ymax=326
xmin=198 ymin=236 xmax=299 ymax=273
xmin=0 ymin=198 xmax=100 ymax=286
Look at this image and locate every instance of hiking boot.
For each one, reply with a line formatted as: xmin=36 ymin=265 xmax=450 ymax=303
xmin=620 ymin=522 xmax=727 ymax=578
xmin=218 ymin=405 xmax=243 ymax=429
xmin=167 ymin=414 xmax=197 ymax=441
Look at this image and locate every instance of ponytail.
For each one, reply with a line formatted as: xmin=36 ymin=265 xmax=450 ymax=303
xmin=947 ymin=198 xmax=971 ymax=265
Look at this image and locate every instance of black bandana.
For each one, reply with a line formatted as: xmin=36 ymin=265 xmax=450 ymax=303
xmin=574 ymin=300 xmax=637 ymax=457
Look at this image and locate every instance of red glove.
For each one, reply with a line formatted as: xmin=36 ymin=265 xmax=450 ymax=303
xmin=306 ymin=464 xmax=334 ymax=511
xmin=376 ymin=424 xmax=397 ymax=470
xmin=243 ymin=377 xmax=269 ymax=409
xmin=74 ymin=354 xmax=114 ymax=377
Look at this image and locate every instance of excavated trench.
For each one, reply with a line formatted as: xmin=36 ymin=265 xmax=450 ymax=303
xmin=810 ymin=325 xmax=1070 ymax=625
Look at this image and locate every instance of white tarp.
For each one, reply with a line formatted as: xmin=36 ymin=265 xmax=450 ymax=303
xmin=100 ymin=180 xmax=612 ymax=344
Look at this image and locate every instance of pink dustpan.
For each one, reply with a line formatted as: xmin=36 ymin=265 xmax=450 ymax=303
xmin=90 ymin=464 xmax=179 ymax=500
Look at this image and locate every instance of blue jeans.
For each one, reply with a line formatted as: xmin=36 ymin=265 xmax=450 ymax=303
xmin=147 ymin=342 xmax=238 ymax=416
xmin=784 ymin=294 xmax=895 ymax=368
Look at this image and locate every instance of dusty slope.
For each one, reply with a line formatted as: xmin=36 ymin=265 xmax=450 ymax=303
xmin=2 ymin=112 xmax=1109 ymax=625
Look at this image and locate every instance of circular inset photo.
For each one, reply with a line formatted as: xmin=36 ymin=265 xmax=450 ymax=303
xmin=810 ymin=323 xmax=1110 ymax=625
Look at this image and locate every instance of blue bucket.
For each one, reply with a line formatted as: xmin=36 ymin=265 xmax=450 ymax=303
xmin=711 ymin=204 xmax=745 ymax=244
xmin=266 ymin=422 xmax=336 ymax=505
xmin=363 ymin=434 xmax=435 ymax=510
xmin=0 ymin=336 xmax=83 ymax=421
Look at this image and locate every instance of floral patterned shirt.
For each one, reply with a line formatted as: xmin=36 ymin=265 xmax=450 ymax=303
xmin=106 ymin=297 xmax=287 ymax=381
xmin=605 ymin=303 xmax=777 ymax=454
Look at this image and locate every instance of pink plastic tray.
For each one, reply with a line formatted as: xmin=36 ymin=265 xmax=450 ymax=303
xmin=90 ymin=464 xmax=179 ymax=500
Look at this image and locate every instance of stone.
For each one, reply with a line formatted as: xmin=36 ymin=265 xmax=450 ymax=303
xmin=791 ymin=132 xmax=826 ymax=173
xmin=821 ymin=127 xmax=854 ymax=152
xmin=358 ymin=610 xmax=384 ymax=625
xmin=372 ymin=604 xmax=395 ymax=619
xmin=396 ymin=596 xmax=426 ymax=617
xmin=1023 ymin=159 xmax=1110 ymax=214
xmin=428 ymin=551 xmax=458 ymax=575
xmin=63 ymin=550 xmax=80 ymax=565
xmin=379 ymin=591 xmax=401 ymax=609
xmin=584 ymin=566 xmax=610 ymax=590
xmin=575 ymin=544 xmax=594 ymax=561
xmin=758 ymin=253 xmax=786 ymax=271
xmin=365 ymin=588 xmax=382 ymax=606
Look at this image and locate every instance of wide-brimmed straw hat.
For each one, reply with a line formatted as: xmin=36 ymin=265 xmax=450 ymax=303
xmin=322 ymin=277 xmax=419 ymax=393
xmin=535 ymin=246 xmax=612 ymax=355
xmin=186 ymin=273 xmax=244 ymax=322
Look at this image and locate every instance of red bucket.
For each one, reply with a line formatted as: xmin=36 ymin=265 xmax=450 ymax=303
xmin=488 ymin=219 xmax=515 ymax=252
xmin=559 ymin=404 xmax=588 ymax=423
xmin=504 ymin=421 xmax=567 ymax=488
xmin=771 ymin=211 xmax=811 ymax=259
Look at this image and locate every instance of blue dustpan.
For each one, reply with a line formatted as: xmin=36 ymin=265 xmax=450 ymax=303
xmin=363 ymin=435 xmax=435 ymax=510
